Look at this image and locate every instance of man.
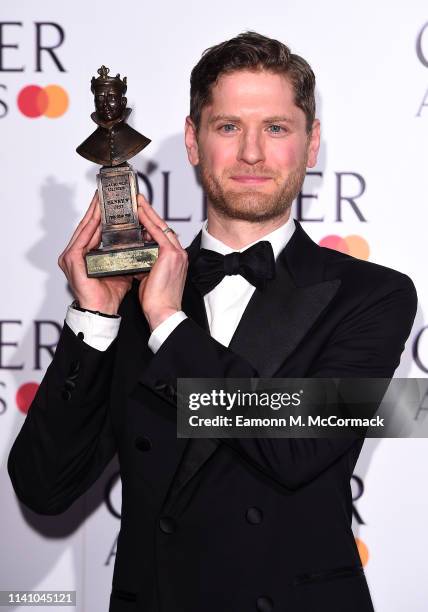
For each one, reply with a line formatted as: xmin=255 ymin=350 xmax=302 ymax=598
xmin=8 ymin=32 xmax=417 ymax=612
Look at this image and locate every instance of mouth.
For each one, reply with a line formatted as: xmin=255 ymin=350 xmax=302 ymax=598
xmin=229 ymin=176 xmax=273 ymax=185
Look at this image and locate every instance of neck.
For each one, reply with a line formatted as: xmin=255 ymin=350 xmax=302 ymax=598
xmin=206 ymin=207 xmax=291 ymax=249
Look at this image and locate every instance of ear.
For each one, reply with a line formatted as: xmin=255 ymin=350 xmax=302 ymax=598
xmin=121 ymin=96 xmax=127 ymax=109
xmin=185 ymin=116 xmax=199 ymax=166
xmin=307 ymin=118 xmax=320 ymax=168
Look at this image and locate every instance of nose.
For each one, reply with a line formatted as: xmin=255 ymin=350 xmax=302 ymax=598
xmin=237 ymin=128 xmax=265 ymax=165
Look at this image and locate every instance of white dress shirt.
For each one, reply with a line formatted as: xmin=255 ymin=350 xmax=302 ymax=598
xmin=65 ymin=217 xmax=295 ymax=352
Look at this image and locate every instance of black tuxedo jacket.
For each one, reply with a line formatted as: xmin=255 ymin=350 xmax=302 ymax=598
xmin=8 ymin=221 xmax=417 ymax=612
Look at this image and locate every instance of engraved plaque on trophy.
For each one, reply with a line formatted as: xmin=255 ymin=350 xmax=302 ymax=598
xmin=76 ymin=65 xmax=158 ymax=277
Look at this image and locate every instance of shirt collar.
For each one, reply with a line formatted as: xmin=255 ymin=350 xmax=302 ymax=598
xmin=201 ymin=215 xmax=295 ymax=260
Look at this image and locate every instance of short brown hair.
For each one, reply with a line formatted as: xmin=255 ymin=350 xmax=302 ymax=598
xmin=190 ymin=31 xmax=316 ymax=133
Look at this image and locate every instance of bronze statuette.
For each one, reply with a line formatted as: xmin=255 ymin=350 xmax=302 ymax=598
xmin=77 ymin=65 xmax=158 ymax=277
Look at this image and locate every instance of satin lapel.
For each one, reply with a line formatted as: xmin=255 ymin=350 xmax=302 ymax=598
xmin=161 ymin=437 xmax=219 ymax=515
xmin=182 ymin=230 xmax=209 ymax=331
xmin=229 ymin=257 xmax=341 ymax=377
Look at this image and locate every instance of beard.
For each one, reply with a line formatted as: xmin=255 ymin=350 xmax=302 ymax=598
xmin=199 ymin=155 xmax=308 ymax=223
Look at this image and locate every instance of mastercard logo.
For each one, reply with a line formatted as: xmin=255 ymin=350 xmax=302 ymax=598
xmin=16 ymin=382 xmax=39 ymax=414
xmin=318 ymin=234 xmax=370 ymax=261
xmin=17 ymin=84 xmax=69 ymax=118
xmin=355 ymin=537 xmax=369 ymax=566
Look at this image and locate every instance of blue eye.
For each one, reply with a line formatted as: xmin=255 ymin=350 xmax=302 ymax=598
xmin=267 ymin=124 xmax=285 ymax=134
xmin=220 ymin=124 xmax=237 ymax=132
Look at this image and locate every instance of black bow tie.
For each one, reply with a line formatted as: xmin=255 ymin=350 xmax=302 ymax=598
xmin=190 ymin=241 xmax=276 ymax=295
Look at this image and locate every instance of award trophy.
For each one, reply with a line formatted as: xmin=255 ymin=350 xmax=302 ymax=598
xmin=76 ymin=65 xmax=158 ymax=277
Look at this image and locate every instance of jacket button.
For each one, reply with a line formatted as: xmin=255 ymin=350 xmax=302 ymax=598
xmin=159 ymin=516 xmax=176 ymax=534
xmin=61 ymin=389 xmax=72 ymax=401
xmin=135 ymin=436 xmax=152 ymax=452
xmin=64 ymin=379 xmax=76 ymax=391
xmin=77 ymin=331 xmax=84 ymax=340
xmin=69 ymin=360 xmax=80 ymax=375
xmin=256 ymin=596 xmax=273 ymax=612
xmin=246 ymin=506 xmax=263 ymax=525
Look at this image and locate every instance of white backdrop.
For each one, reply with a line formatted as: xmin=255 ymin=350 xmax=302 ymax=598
xmin=1 ymin=1 xmax=428 ymax=610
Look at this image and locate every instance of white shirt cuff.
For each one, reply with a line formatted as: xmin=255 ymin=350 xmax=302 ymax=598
xmin=65 ymin=305 xmax=121 ymax=351
xmin=148 ymin=311 xmax=188 ymax=354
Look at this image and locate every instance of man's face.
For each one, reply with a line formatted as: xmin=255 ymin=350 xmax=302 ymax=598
xmin=95 ymin=85 xmax=125 ymax=121
xmin=185 ymin=69 xmax=320 ymax=222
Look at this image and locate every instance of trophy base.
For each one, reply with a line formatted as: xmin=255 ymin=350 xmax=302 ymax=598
xmin=85 ymin=242 xmax=159 ymax=278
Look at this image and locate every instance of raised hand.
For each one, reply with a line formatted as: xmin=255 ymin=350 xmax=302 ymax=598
xmin=58 ymin=191 xmax=133 ymax=314
xmin=136 ymin=194 xmax=188 ymax=331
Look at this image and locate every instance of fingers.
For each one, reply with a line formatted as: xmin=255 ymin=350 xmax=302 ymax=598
xmin=144 ymin=215 xmax=181 ymax=250
xmin=136 ymin=194 xmax=164 ymax=221
xmin=143 ymin=229 xmax=153 ymax=242
xmin=65 ymin=191 xmax=99 ymax=251
xmin=58 ymin=193 xmax=101 ymax=270
xmin=161 ymin=228 xmax=182 ymax=249
xmin=85 ymin=224 xmax=102 ymax=253
xmin=72 ymin=202 xmax=101 ymax=249
xmin=137 ymin=194 xmax=182 ymax=249
xmin=138 ymin=211 xmax=173 ymax=248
